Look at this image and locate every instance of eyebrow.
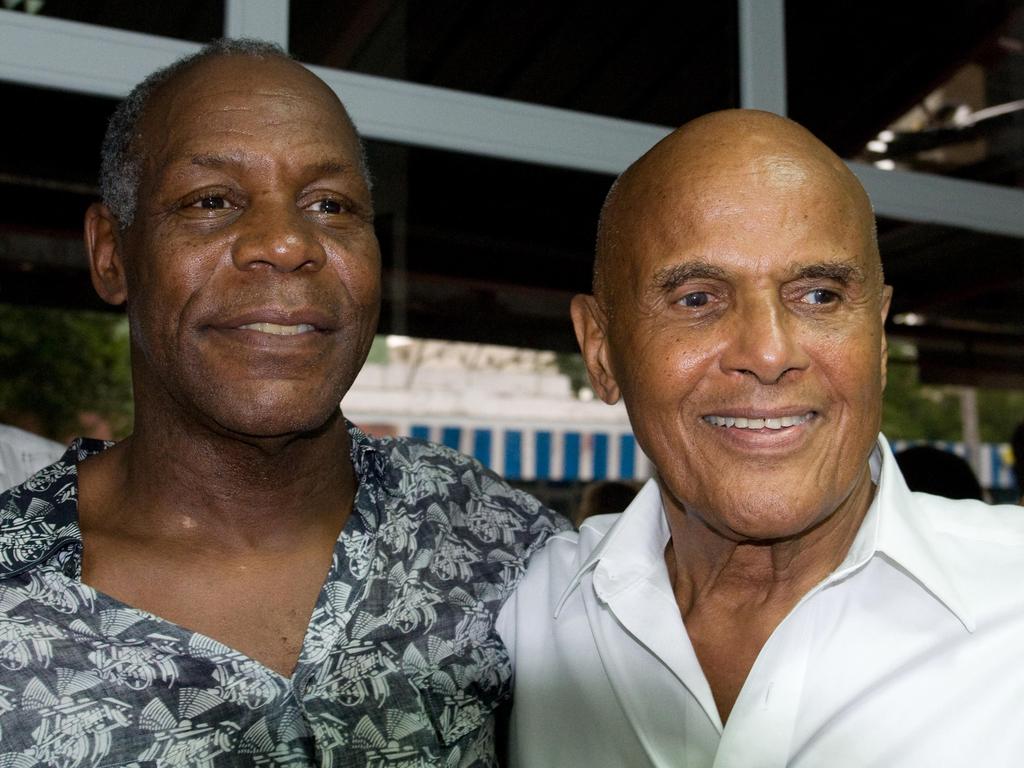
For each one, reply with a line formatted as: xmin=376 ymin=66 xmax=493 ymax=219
xmin=652 ymin=261 xmax=729 ymax=292
xmin=791 ymin=262 xmax=866 ymax=284
xmin=648 ymin=259 xmax=868 ymax=295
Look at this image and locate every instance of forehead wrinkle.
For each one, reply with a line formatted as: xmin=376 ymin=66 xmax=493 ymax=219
xmin=186 ymin=153 xmax=356 ymax=176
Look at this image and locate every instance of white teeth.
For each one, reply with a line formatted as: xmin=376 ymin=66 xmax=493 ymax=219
xmin=238 ymin=322 xmax=315 ymax=336
xmin=704 ymin=413 xmax=813 ymax=430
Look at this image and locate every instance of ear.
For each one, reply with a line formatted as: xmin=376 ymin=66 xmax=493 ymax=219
xmin=879 ymin=284 xmax=893 ymax=390
xmin=84 ymin=202 xmax=128 ymax=306
xmin=570 ymin=294 xmax=621 ymax=404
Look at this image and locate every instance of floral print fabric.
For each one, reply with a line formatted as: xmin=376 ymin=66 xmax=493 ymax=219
xmin=0 ymin=425 xmax=567 ymax=766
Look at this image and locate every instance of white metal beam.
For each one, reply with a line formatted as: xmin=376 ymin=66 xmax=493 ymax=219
xmin=738 ymin=0 xmax=787 ymax=114
xmin=1 ymin=9 xmax=1023 ymax=239
xmin=849 ymin=161 xmax=1024 ymax=240
xmin=0 ymin=10 xmax=195 ymax=97
xmin=308 ymin=64 xmax=671 ymax=175
xmin=224 ymin=0 xmax=288 ymax=48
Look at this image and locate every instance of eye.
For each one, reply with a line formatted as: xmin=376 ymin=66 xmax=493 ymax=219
xmin=306 ymin=198 xmax=344 ymax=214
xmin=801 ymin=288 xmax=840 ymax=305
xmin=678 ymin=292 xmax=711 ymax=308
xmin=191 ymin=195 xmax=233 ymax=210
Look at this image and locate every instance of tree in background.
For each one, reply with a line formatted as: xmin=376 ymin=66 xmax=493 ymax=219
xmin=882 ymin=344 xmax=1024 ymax=444
xmin=0 ymin=304 xmax=132 ymax=441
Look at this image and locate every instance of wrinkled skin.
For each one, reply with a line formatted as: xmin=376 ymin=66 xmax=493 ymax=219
xmin=575 ymin=109 xmax=890 ymax=546
xmin=88 ymin=54 xmax=380 ymax=444
xmin=571 ymin=109 xmax=894 ymax=720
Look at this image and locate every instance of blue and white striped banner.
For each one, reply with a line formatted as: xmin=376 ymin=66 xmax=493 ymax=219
xmin=363 ymin=421 xmax=1014 ymax=489
xmin=407 ymin=424 xmax=651 ymax=482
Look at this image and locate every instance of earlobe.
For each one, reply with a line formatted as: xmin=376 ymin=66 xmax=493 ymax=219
xmin=570 ymin=294 xmax=621 ymax=404
xmin=84 ymin=203 xmax=128 ymax=306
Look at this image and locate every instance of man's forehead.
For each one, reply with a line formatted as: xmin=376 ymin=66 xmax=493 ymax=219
xmin=139 ymin=55 xmax=356 ymax=158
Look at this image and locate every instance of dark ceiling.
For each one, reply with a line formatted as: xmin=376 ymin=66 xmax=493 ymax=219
xmin=0 ymin=0 xmax=1021 ymax=387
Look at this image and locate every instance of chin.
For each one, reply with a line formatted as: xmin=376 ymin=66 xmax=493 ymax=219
xmin=203 ymin=387 xmax=344 ymax=441
xmin=713 ymin=493 xmax=834 ymax=543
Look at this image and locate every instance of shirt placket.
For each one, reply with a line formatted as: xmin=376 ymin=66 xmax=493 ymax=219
xmin=711 ymin=606 xmax=815 ymax=768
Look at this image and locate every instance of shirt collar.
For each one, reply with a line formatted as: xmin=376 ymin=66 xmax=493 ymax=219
xmin=555 ymin=478 xmax=668 ymax=616
xmin=0 ymin=423 xmax=395 ymax=580
xmin=839 ymin=435 xmax=975 ymax=632
xmin=346 ymin=420 xmax=393 ymax=495
xmin=558 ymin=434 xmax=975 ymax=632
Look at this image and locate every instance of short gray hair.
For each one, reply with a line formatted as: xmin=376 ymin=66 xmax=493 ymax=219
xmin=99 ymin=38 xmax=368 ymax=228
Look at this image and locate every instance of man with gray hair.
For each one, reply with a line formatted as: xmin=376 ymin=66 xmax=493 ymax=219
xmin=501 ymin=110 xmax=1024 ymax=766
xmin=0 ymin=40 xmax=565 ymax=765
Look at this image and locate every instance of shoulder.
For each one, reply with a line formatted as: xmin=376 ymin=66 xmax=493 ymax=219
xmin=377 ymin=434 xmax=507 ymax=487
xmin=371 ymin=433 xmax=571 ymax=558
xmin=515 ymin=513 xmax=620 ymax=604
xmin=915 ymin=493 xmax=1024 ymax=548
xmin=1 ymin=439 xmax=105 ymax=526
xmin=0 ymin=426 xmax=66 ymax=492
xmin=903 ymin=492 xmax=1024 ymax=614
xmin=375 ymin=435 xmax=547 ymax=511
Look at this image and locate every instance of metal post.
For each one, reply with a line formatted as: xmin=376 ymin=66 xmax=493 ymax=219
xmin=960 ymin=387 xmax=981 ymax=478
xmin=224 ymin=0 xmax=289 ymax=48
xmin=738 ymin=0 xmax=788 ymax=114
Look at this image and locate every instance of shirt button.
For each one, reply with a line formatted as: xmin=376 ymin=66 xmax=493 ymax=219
xmin=61 ymin=560 xmax=77 ymax=578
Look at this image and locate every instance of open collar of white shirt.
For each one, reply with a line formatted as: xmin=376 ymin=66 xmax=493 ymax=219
xmin=554 ymin=434 xmax=975 ymax=732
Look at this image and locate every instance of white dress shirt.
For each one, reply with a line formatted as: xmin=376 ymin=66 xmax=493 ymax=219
xmin=0 ymin=423 xmax=64 ymax=492
xmin=499 ymin=435 xmax=1024 ymax=767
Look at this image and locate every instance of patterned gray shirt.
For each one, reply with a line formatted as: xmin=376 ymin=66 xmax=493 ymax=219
xmin=0 ymin=425 xmax=568 ymax=767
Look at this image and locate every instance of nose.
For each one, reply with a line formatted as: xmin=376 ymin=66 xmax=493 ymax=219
xmin=719 ymin=295 xmax=810 ymax=384
xmin=231 ymin=203 xmax=326 ymax=272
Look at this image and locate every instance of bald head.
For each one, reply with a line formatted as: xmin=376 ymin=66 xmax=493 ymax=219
xmin=571 ymin=109 xmax=894 ymax=551
xmin=594 ymin=110 xmax=881 ymax=313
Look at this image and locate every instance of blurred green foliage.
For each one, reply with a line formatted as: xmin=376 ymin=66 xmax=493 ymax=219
xmin=883 ymin=349 xmax=1024 ymax=444
xmin=0 ymin=304 xmax=133 ymax=440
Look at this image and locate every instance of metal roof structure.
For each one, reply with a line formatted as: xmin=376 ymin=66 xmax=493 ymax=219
xmin=0 ymin=0 xmax=1021 ymax=386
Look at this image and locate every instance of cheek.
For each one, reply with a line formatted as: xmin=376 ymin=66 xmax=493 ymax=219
xmin=126 ymin=239 xmax=221 ymax=348
xmin=613 ymin=327 xmax=718 ymax=415
xmin=815 ymin=330 xmax=886 ymax=412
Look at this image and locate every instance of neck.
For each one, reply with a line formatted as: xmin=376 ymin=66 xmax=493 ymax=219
xmin=662 ymin=469 xmax=876 ymax=724
xmin=78 ymin=405 xmax=357 ymax=551
xmin=665 ymin=467 xmax=875 ymax=617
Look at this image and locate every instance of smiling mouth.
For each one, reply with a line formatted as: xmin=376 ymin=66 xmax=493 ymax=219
xmin=237 ymin=322 xmax=316 ymax=336
xmin=702 ymin=412 xmax=815 ymax=430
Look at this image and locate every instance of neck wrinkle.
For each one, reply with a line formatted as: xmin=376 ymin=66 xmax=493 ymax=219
xmin=80 ymin=408 xmax=357 ymax=551
xmin=664 ymin=468 xmax=875 ymax=616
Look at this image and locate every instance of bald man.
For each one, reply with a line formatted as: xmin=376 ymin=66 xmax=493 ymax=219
xmin=498 ymin=111 xmax=1024 ymax=767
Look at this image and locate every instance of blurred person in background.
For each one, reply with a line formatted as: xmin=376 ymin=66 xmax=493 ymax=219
xmin=1013 ymin=421 xmax=1024 ymax=504
xmin=573 ymin=479 xmax=641 ymax=527
xmin=0 ymin=422 xmax=63 ymax=491
xmin=894 ymin=444 xmax=984 ymax=500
